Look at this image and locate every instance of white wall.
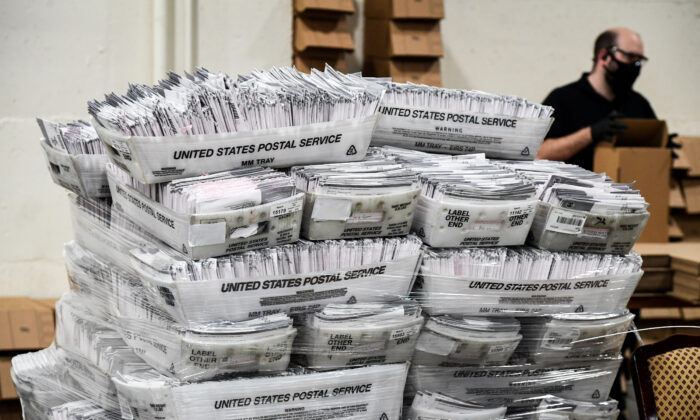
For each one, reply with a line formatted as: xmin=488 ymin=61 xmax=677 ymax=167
xmin=350 ymin=0 xmax=700 ymax=135
xmin=0 ymin=0 xmax=697 ymax=297
xmin=0 ymin=0 xmax=292 ymax=297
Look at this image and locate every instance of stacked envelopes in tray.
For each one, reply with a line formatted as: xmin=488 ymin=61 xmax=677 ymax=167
xmin=20 ymin=63 xmax=653 ymax=419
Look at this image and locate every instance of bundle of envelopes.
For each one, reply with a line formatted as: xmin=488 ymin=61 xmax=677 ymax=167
xmin=371 ymin=82 xmax=554 ymax=159
xmin=106 ymin=163 xmax=305 ymax=258
xmin=37 ymin=118 xmax=110 ymax=197
xmin=501 ymin=160 xmax=650 ymax=254
xmin=377 ymin=148 xmax=539 ymax=247
xmin=295 ymin=301 xmax=423 ymax=370
xmin=90 ymin=66 xmax=386 ymax=183
xmin=21 ymin=63 xmax=655 ymax=418
xmin=291 ymin=159 xmax=420 ymax=239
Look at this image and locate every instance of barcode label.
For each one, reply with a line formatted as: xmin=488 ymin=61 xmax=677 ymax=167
xmin=556 ymin=215 xmax=584 ymax=226
xmin=545 ymin=208 xmax=587 ymax=234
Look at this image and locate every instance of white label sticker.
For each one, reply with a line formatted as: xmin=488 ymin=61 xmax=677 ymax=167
xmin=311 ymin=198 xmax=352 ymax=221
xmin=545 ymin=208 xmax=587 ymax=234
xmin=347 ymin=211 xmax=385 ymax=224
xmin=488 ymin=342 xmax=518 ymax=354
xmin=416 ymin=332 xmax=457 ymax=356
xmin=354 ymin=341 xmax=386 ymax=352
xmin=582 ymin=227 xmax=610 ymax=239
xmin=189 ymin=222 xmax=226 ymax=246
xmin=271 ymin=199 xmax=303 ymax=218
xmin=542 ymin=328 xmax=581 ymax=350
xmin=390 ymin=325 xmax=421 ymax=340
xmin=508 ymin=203 xmax=535 ymax=217
xmin=468 ymin=220 xmax=503 ymax=232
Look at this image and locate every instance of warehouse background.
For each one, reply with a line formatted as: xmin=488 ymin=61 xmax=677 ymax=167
xmin=1 ymin=0 xmax=699 ymax=297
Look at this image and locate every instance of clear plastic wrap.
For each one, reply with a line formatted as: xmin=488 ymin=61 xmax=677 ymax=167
xmin=508 ymin=395 xmax=620 ymax=419
xmin=294 ymin=300 xmax=423 ymax=370
xmin=113 ymin=363 xmax=409 ymax=420
xmin=412 ymin=316 xmax=523 ymax=367
xmin=417 ymin=246 xmax=643 ymax=316
xmin=62 ymin=253 xmax=298 ymax=382
xmin=11 ymin=347 xmax=123 ymax=419
xmin=106 ymin=163 xmax=305 ymax=259
xmin=406 ymin=392 xmax=508 ymax=420
xmin=50 ymin=400 xmax=121 ymax=420
xmin=68 ymin=194 xmax=424 ymax=324
xmin=370 ymin=82 xmax=554 ymax=160
xmin=405 ymin=393 xmax=621 ymax=419
xmin=130 ymin=235 xmax=423 ymax=323
xmin=406 ymin=357 xmax=623 ymax=408
xmin=514 ymin=312 xmax=634 ymax=364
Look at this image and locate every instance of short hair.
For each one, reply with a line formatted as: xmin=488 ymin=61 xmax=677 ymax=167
xmin=593 ymin=30 xmax=618 ymax=62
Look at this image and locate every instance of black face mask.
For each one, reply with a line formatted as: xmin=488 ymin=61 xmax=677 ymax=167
xmin=604 ymin=54 xmax=641 ymax=96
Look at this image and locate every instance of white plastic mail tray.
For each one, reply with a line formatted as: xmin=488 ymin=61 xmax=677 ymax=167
xmin=132 ymin=253 xmax=422 ymax=324
xmin=418 ymin=270 xmax=643 ymax=317
xmin=413 ymin=195 xmax=537 ymax=247
xmin=528 ymin=202 xmax=650 ymax=255
xmin=107 ymin=166 xmax=304 ymax=259
xmin=371 ymin=104 xmax=553 ymax=160
xmin=41 ymin=140 xmax=110 ymax=197
xmin=407 ymin=357 xmax=622 ymax=407
xmin=302 ymin=188 xmax=420 ymax=240
xmin=95 ymin=114 xmax=378 ymax=184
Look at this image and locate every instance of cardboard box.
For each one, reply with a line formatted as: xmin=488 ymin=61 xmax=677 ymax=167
xmin=682 ymin=178 xmax=700 ymax=214
xmin=294 ymin=16 xmax=354 ymax=53
xmin=293 ymin=51 xmax=347 ymax=73
xmin=669 ymin=216 xmax=684 ymax=240
xmin=682 ymin=307 xmax=700 ymax=321
xmin=0 ymin=358 xmax=16 ymax=400
xmin=639 ymin=307 xmax=682 ymax=320
xmin=636 ymin=267 xmax=673 ymax=293
xmin=594 ymin=119 xmax=670 ymax=243
xmin=364 ymin=19 xmax=442 ymax=58
xmin=0 ymin=298 xmax=55 ymax=350
xmin=365 ymin=57 xmax=441 ymax=85
xmin=670 ymin=179 xmax=686 ymax=209
xmin=677 ymin=136 xmax=700 ymax=177
xmin=668 ymin=242 xmax=700 ymax=275
xmin=365 ymin=0 xmax=444 ymax=19
xmin=674 ymin=214 xmax=700 ymax=241
xmin=294 ymin=0 xmax=355 ymax=16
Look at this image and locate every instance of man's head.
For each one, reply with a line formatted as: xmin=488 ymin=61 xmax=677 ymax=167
xmin=592 ymin=27 xmax=647 ymax=96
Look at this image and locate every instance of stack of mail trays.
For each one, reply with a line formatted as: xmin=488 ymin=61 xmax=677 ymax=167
xmin=17 ymin=66 xmax=649 ymax=420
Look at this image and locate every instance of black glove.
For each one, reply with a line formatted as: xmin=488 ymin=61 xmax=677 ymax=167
xmin=590 ymin=112 xmax=628 ymax=142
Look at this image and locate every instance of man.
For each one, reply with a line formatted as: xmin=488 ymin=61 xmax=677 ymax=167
xmin=537 ymin=27 xmax=656 ymax=170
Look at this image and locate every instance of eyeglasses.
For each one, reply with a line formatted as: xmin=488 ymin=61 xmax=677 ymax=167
xmin=609 ymin=46 xmax=648 ymax=66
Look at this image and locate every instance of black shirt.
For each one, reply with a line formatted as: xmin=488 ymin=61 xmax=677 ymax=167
xmin=542 ymin=73 xmax=656 ymax=170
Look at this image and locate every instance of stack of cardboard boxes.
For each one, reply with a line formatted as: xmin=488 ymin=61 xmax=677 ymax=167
xmin=671 ymin=136 xmax=700 ymax=240
xmin=634 ymin=242 xmax=700 ymax=304
xmin=363 ymin=0 xmax=443 ymax=85
xmin=293 ymin=0 xmax=355 ymax=73
xmin=0 ymin=297 xmax=56 ymax=418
